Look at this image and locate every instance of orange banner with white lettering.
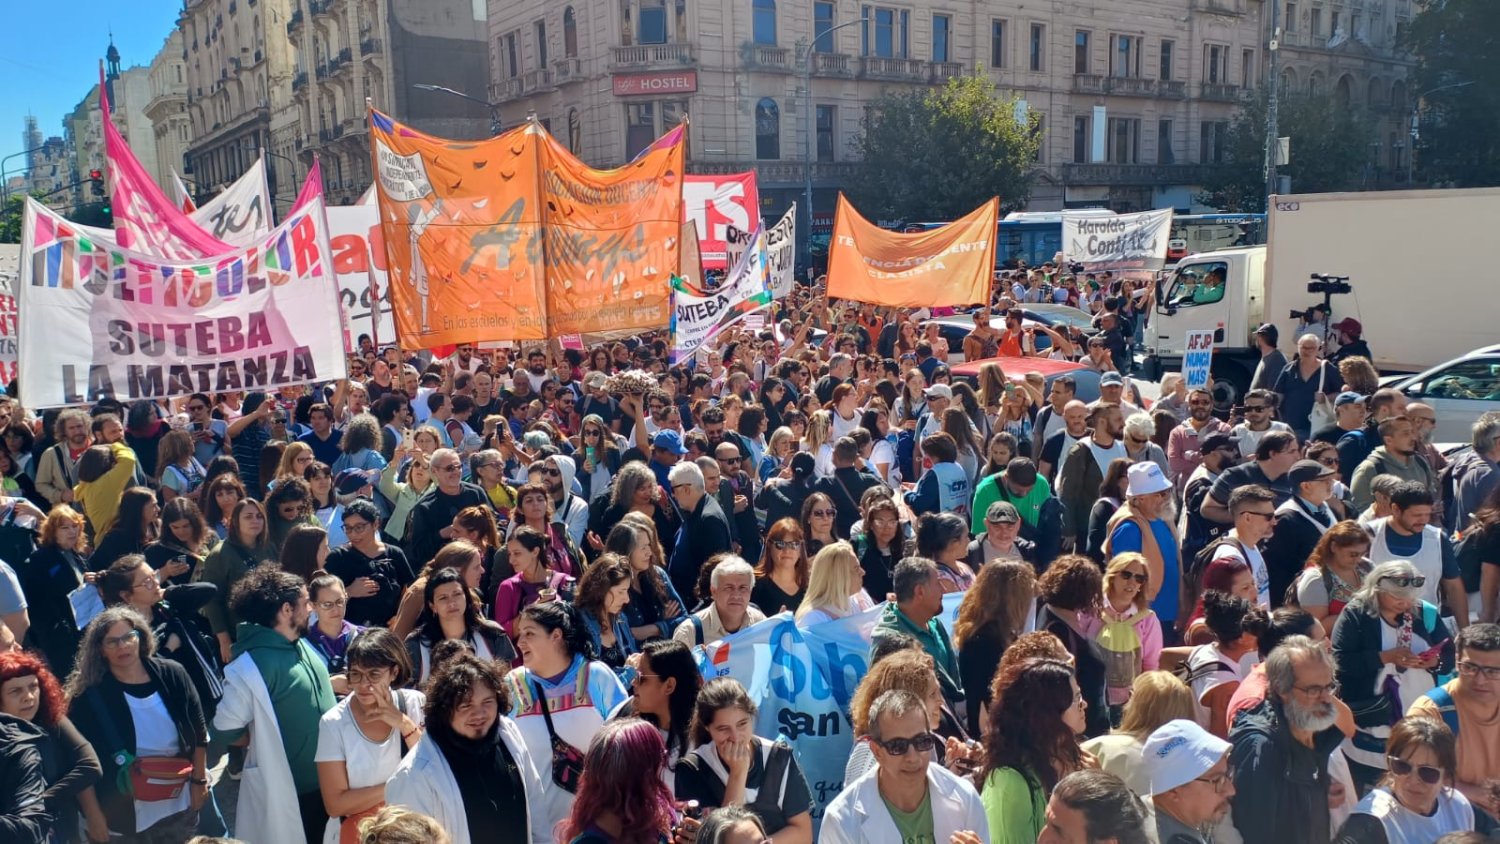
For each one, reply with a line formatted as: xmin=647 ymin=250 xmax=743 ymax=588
xmin=826 ymin=194 xmax=998 ymax=308
xmin=368 ymin=109 xmax=684 ymax=346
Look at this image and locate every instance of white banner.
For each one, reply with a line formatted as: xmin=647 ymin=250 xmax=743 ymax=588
xmin=19 ymin=196 xmax=347 ymax=408
xmin=327 ymin=204 xmax=396 ymax=352
xmin=0 ymin=248 xmax=16 ymax=387
xmin=670 ymin=228 xmax=770 ymax=363
xmin=1064 ymin=207 xmax=1173 ymax=272
xmin=765 ymin=203 xmax=797 ymax=300
xmin=190 ymin=158 xmax=275 ymax=246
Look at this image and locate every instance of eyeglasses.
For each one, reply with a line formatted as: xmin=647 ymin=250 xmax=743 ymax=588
xmin=1243 ymin=405 xmax=1269 ymax=412
xmin=1317 ymin=457 xmax=1339 ymax=467
xmin=343 ymin=521 xmax=373 ymax=534
xmin=1387 ymin=756 xmax=1444 ymax=785
xmin=542 ymin=467 xmax=562 ymax=477
xmin=1117 ymin=571 xmax=1149 ymax=583
xmin=103 ymin=630 xmax=142 ymax=649
xmin=1243 ymin=510 xmax=1278 ymax=521
xmin=435 ymin=463 xmax=462 ymax=472
xmin=773 ymin=540 xmax=803 ymax=551
xmin=1379 ymin=575 xmax=1427 ymax=589
xmin=811 ymin=509 xmax=837 ymax=519
xmin=316 ymin=598 xmax=347 ymax=610
xmin=1457 ymin=661 xmax=1500 ymax=680
xmin=718 ymin=456 xmax=740 ymax=465
xmin=1292 ymin=680 xmax=1339 ymax=698
xmin=1194 ymin=771 xmax=1232 ymax=794
xmin=874 ymin=732 xmax=939 ymax=756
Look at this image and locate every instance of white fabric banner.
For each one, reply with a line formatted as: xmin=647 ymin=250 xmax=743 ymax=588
xmin=670 ymin=227 xmax=770 ymax=363
xmin=765 ymin=203 xmax=797 ymax=300
xmin=19 ymin=196 xmax=347 ymax=407
xmin=326 ymin=204 xmax=396 ymax=352
xmin=190 ymin=158 xmax=275 ymax=246
xmin=1063 ymin=208 xmax=1173 ymax=272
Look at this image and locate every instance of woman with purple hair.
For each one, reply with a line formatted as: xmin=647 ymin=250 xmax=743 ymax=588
xmin=560 ymin=717 xmax=695 ymax=844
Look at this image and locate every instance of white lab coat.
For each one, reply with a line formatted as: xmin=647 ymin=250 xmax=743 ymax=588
xmin=213 ymin=655 xmax=305 ymax=844
xmin=384 ymin=716 xmax=550 ymax=844
xmin=818 ymin=763 xmax=990 ymax=844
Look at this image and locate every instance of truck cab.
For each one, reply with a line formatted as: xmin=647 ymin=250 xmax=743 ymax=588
xmin=1145 ymin=245 xmax=1266 ymax=412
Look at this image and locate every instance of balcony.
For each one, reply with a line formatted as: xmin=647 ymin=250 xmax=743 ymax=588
xmin=689 ymin=160 xmax=858 ymax=185
xmin=293 ymin=72 xmax=307 ymax=91
xmin=931 ymin=62 xmax=964 ymax=83
xmin=859 ymin=56 xmax=928 ymax=82
xmin=360 ymin=37 xmax=382 ymax=56
xmin=489 ymin=78 xmax=524 ymax=102
xmin=1073 ymin=74 xmax=1108 ymax=95
xmin=1108 ymin=76 xmax=1157 ymax=96
xmin=1199 ymin=82 xmax=1242 ymax=102
xmin=315 ymin=63 xmax=328 ymax=80
xmin=1060 ymin=163 xmax=1218 ymax=186
xmin=1158 ymin=80 xmax=1187 ymax=98
xmin=309 ymin=0 xmax=332 ymax=18
xmin=522 ymin=67 xmax=555 ymax=93
xmin=609 ymin=42 xmax=696 ymax=70
xmin=286 ymin=8 xmax=302 ymax=34
xmin=743 ymin=44 xmax=792 ymax=73
xmin=553 ymin=57 xmax=583 ymax=82
xmin=811 ymin=53 xmax=853 ymax=77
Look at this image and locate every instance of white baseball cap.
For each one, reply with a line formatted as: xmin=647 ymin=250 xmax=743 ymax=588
xmin=1142 ymin=719 xmax=1231 ymax=796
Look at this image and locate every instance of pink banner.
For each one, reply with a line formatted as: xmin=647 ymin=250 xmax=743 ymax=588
xmin=684 ymin=172 xmax=760 ymax=271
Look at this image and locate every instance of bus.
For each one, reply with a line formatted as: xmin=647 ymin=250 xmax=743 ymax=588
xmin=1166 ymin=213 xmax=1266 ymax=262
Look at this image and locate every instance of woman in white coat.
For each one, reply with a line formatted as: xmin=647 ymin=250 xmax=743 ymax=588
xmin=820 ymin=689 xmax=990 ymax=844
xmin=385 ymin=652 xmax=550 ymax=844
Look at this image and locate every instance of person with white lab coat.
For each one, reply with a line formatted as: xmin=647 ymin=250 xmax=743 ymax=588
xmin=384 ymin=652 xmax=550 ymax=844
xmin=820 ymin=689 xmax=989 ymax=844
xmin=213 ymin=567 xmax=336 ymax=844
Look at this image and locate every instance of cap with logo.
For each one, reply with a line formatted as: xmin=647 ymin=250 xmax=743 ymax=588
xmin=1142 ymin=719 xmax=1232 ymax=796
xmin=985 ymin=501 xmax=1020 ymax=524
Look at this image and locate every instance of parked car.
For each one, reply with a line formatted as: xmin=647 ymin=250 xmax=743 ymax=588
xmin=1386 ymin=344 xmax=1500 ymax=443
xmin=950 ymin=356 xmax=1103 ymax=404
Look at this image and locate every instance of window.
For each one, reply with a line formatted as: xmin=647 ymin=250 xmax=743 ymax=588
xmin=932 ymin=14 xmax=950 ymax=62
xmin=1160 ymin=39 xmax=1174 ymax=80
xmin=535 ymin=20 xmax=548 ymax=69
xmin=1351 ymin=13 xmax=1361 ymax=38
xmin=1205 ymin=44 xmax=1224 ymax=83
xmin=1412 ymin=358 xmax=1500 ymax=401
xmin=1112 ymin=35 xmax=1141 ymax=78
xmin=564 ymin=7 xmax=578 ymax=58
xmin=1030 ymin=113 xmax=1045 ymax=163
xmin=860 ymin=6 xmax=908 ymax=58
xmin=505 ymin=32 xmax=518 ymax=78
xmin=816 ymin=104 xmax=836 ymax=161
xmin=814 ymin=1 xmax=835 ymax=53
xmin=1242 ymin=49 xmax=1254 ymax=86
xmin=626 ymin=102 xmax=655 ymax=159
xmin=1029 ymin=24 xmax=1045 ymax=71
xmin=568 ymin=108 xmax=580 ymax=152
xmin=1331 ymin=11 xmax=1341 ymax=34
xmin=1200 ymin=120 xmax=1228 ymax=163
xmin=1165 ymin=261 xmax=1229 ymax=307
xmin=1108 ymin=117 xmax=1140 ymax=163
xmin=753 ymin=0 xmax=776 ymax=45
xmin=756 ymin=97 xmax=780 ymax=159
xmin=638 ymin=0 xmax=666 ymax=44
xmin=1075 ymin=31 xmax=1090 ymax=75
xmin=1158 ymin=119 xmax=1175 ymax=164
xmin=1311 ymin=7 xmax=1323 ymax=36
xmin=1285 ymin=2 xmax=1297 ymax=31
xmin=1073 ymin=115 xmax=1090 ymax=163
xmin=990 ymin=20 xmax=1006 ymax=68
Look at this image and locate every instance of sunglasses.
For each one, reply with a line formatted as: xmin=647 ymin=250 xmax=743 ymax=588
xmin=773 ymin=540 xmax=803 ymax=551
xmin=875 ymin=732 xmax=939 ymax=756
xmin=1387 ymin=756 xmax=1444 ymax=785
xmin=1243 ymin=405 xmax=1269 ymax=412
xmin=810 ymin=509 xmax=837 ymax=519
xmin=1380 ymin=575 xmax=1427 ymax=589
xmin=1117 ymin=571 xmax=1149 ymax=583
xmin=542 ymin=467 xmax=562 ymax=477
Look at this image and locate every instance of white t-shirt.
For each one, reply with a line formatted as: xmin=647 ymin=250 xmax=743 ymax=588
xmin=127 ymin=691 xmax=190 ymax=832
xmin=1186 ymin=642 xmax=1245 ymax=729
xmin=314 ymin=689 xmax=426 ymax=790
xmin=1231 ymin=421 xmax=1293 ymax=458
xmin=1213 ymin=530 xmax=1271 ymax=608
xmin=870 ymin=439 xmax=900 ymax=488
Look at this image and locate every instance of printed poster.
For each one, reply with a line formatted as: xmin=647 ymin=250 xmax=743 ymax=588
xmin=1063 ymin=208 xmax=1173 ymax=273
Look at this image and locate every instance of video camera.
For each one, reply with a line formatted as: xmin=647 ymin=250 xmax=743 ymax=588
xmin=1307 ymin=273 xmax=1352 ymax=296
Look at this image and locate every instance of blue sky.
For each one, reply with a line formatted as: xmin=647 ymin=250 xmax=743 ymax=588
xmin=0 ymin=3 xmax=182 ymax=183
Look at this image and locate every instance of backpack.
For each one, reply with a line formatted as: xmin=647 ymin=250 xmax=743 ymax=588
xmin=895 ymin=426 xmax=918 ymax=482
xmin=1172 ymin=646 xmax=1235 ymax=686
xmin=1454 ymin=526 xmax=1487 ymax=594
xmin=1423 ymin=685 xmax=1461 ymax=736
xmin=1282 ymin=567 xmax=1332 ymax=610
xmin=1181 ymin=537 xmax=1246 ymax=622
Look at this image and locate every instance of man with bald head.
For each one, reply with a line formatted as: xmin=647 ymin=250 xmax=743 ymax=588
xmin=1038 ymin=399 xmax=1090 ymax=484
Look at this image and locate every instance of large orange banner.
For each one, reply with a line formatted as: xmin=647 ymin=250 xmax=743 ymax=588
xmin=826 ymin=194 xmax=998 ymax=308
xmin=368 ymin=110 xmax=683 ymax=346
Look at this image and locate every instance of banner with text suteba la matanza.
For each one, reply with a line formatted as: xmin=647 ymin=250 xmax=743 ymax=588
xmin=18 ymin=195 xmax=348 ymax=408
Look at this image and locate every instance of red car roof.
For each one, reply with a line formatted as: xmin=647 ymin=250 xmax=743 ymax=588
xmin=950 ymin=355 xmax=1089 ymax=379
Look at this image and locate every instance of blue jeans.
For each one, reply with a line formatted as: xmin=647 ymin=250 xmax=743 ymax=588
xmin=196 ymin=786 xmax=228 ymax=837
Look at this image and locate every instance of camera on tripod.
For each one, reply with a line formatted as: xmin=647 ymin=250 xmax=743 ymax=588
xmin=1307 ymin=273 xmax=1352 ymax=296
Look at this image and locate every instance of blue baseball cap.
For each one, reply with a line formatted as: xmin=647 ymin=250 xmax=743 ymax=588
xmin=1334 ymin=391 xmax=1367 ymax=408
xmin=652 ymin=429 xmax=688 ymax=455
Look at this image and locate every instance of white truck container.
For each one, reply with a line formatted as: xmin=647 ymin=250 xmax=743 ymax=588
xmin=1144 ymin=187 xmax=1500 ymax=410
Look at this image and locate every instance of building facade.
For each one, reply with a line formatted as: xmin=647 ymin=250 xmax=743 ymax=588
xmin=287 ymin=0 xmax=491 ymax=205
xmin=484 ymin=0 xmax=1409 ymax=223
xmin=179 ymin=0 xmax=302 ymax=211
xmin=63 ymin=87 xmax=103 ymax=208
xmin=146 ymin=30 xmax=193 ymax=198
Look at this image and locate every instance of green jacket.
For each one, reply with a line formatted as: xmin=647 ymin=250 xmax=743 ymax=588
xmin=872 ymin=602 xmax=964 ymax=704
xmin=195 ymin=539 xmax=270 ymax=636
xmin=970 ymin=471 xmax=1053 ymax=535
xmin=216 ymin=622 xmax=336 ymax=794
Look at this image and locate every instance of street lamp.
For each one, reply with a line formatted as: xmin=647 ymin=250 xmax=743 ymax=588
xmin=1408 ymin=79 xmax=1475 ymax=185
xmin=0 ymin=146 xmax=51 ymax=203
xmin=800 ymin=18 xmax=865 ymax=271
xmin=411 ymin=83 xmax=503 ymax=136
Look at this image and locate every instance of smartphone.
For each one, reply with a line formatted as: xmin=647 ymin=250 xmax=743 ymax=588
xmin=1418 ymin=639 xmax=1450 ymax=661
xmin=401 ymin=430 xmax=415 ymax=450
xmin=585 ymin=446 xmax=596 ymax=463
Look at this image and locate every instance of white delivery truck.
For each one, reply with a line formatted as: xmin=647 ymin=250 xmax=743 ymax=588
xmin=1142 ymin=187 xmax=1500 ymax=410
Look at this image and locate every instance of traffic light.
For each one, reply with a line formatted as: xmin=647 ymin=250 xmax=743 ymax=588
xmin=88 ymin=169 xmax=104 ymax=197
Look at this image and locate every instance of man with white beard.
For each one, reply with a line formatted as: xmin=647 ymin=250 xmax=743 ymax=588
xmin=1228 ymin=636 xmax=1348 ymax=844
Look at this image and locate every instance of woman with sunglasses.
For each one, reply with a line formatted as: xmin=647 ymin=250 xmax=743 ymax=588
xmin=978 ymin=657 xmax=1092 ymax=844
xmin=506 ymin=482 xmax=583 ymax=578
xmin=798 ymin=493 xmax=838 ymax=558
xmin=675 ymin=678 xmax=814 ymax=844
xmin=1080 ymin=552 xmax=1163 ymax=719
xmin=577 ymin=414 xmax=623 ymax=506
xmin=1297 ymin=520 xmax=1374 ymax=634
xmin=1334 ymin=716 xmax=1475 ymax=844
xmin=1333 ymin=560 xmax=1455 ymax=791
xmin=378 ymin=442 xmax=432 ymax=548
xmin=612 ymin=640 xmax=701 ymax=789
xmin=265 ymin=477 xmax=319 ymax=556
xmin=751 ymin=519 xmax=808 ymax=616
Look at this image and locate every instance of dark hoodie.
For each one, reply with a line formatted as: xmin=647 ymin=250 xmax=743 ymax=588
xmin=217 ymin=622 xmax=336 ymax=794
xmin=0 ymin=713 xmax=53 ymax=844
xmin=1228 ymin=698 xmax=1344 ymax=844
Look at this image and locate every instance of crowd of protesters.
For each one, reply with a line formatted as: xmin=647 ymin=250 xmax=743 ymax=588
xmin=0 ymin=272 xmax=1496 ymax=844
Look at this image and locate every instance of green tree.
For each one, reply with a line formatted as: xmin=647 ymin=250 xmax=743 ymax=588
xmin=1198 ymin=88 xmax=1375 ymax=211
xmin=1403 ymin=0 xmax=1500 ymax=186
xmin=847 ymin=75 xmax=1039 ymax=221
xmin=0 ymin=194 xmax=31 ymax=244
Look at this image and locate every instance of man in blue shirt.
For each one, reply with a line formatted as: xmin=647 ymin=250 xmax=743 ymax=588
xmin=1103 ymin=462 xmax=1181 ymax=636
